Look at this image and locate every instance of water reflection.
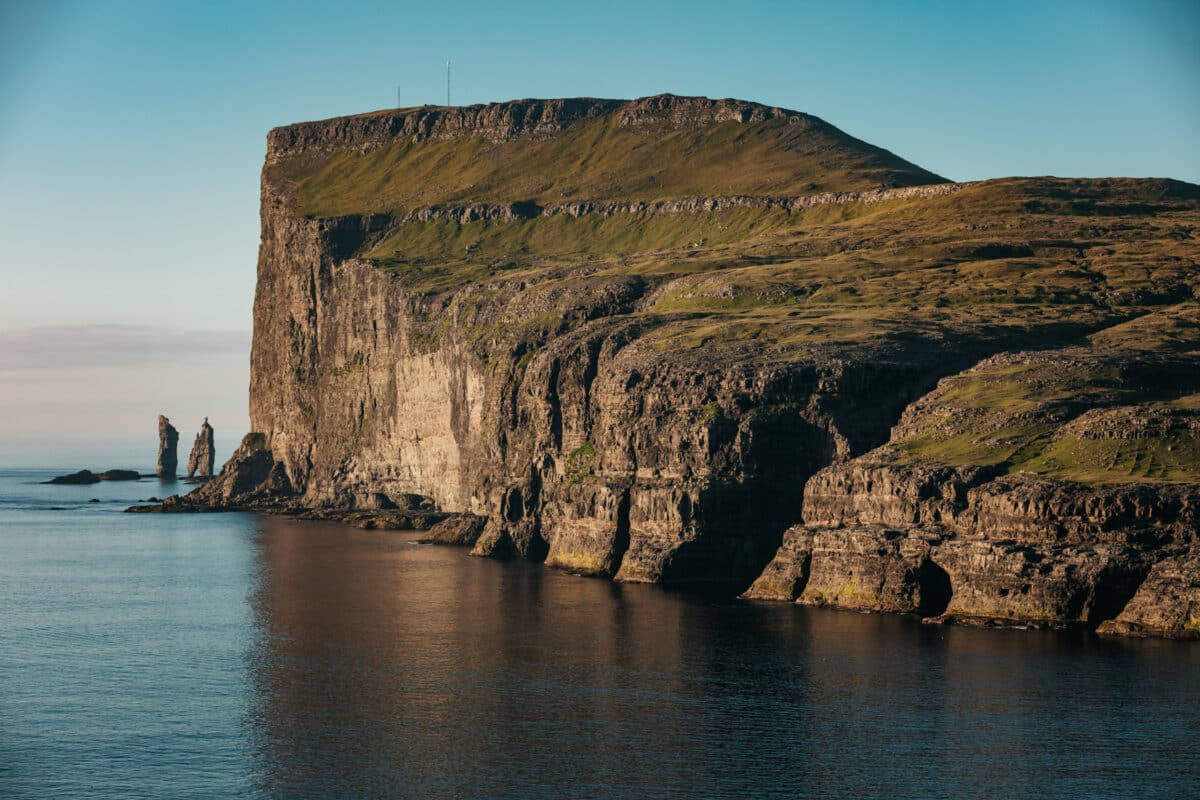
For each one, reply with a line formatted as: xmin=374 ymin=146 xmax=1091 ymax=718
xmin=246 ymin=517 xmax=1200 ymax=800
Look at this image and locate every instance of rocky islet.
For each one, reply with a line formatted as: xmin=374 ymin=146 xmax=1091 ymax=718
xmin=46 ymin=469 xmax=140 ymax=485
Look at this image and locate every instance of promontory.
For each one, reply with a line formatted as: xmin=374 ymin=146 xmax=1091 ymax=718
xmin=163 ymin=95 xmax=1199 ymax=639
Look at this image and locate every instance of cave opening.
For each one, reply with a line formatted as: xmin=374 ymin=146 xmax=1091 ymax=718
xmin=1087 ymin=564 xmax=1150 ymax=630
xmin=917 ymin=559 xmax=953 ymax=617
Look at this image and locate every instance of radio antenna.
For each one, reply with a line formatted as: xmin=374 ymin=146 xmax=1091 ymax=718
xmin=446 ymin=60 xmax=451 ymax=106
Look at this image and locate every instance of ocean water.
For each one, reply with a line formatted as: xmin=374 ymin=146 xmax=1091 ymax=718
xmin=1 ymin=468 xmax=1198 ymax=800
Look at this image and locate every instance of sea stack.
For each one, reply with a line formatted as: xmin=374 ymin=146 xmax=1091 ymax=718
xmin=156 ymin=415 xmax=179 ymax=478
xmin=186 ymin=418 xmax=215 ymax=479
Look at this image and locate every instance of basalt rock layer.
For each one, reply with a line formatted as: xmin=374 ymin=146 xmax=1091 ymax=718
xmin=191 ymin=94 xmax=1199 ymax=637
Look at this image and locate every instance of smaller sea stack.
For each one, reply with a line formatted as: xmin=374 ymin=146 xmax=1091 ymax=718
xmin=156 ymin=415 xmax=179 ymax=478
xmin=186 ymin=418 xmax=215 ymax=479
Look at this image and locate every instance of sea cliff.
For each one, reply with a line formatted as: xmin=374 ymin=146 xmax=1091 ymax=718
xmin=174 ymin=95 xmax=1199 ymax=638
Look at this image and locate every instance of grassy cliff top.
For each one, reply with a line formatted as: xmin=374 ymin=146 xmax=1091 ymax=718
xmin=266 ymin=95 xmax=945 ymax=217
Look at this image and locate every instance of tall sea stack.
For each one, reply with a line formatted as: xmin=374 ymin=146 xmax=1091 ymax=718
xmin=156 ymin=415 xmax=179 ymax=478
xmin=187 ymin=418 xmax=215 ymax=479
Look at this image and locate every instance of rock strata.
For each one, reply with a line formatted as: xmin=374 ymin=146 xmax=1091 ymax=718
xmin=156 ymin=415 xmax=179 ymax=478
xmin=186 ymin=418 xmax=215 ymax=479
xmin=399 ymin=184 xmax=964 ymax=226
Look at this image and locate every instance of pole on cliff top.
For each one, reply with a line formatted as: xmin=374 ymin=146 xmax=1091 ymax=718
xmin=446 ymin=60 xmax=451 ymax=106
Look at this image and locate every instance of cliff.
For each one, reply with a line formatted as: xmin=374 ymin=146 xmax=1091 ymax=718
xmin=182 ymin=94 xmax=1199 ymax=638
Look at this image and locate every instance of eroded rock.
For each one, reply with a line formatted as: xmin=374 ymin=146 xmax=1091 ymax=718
xmin=156 ymin=415 xmax=179 ymax=478
xmin=186 ymin=418 xmax=215 ymax=479
xmin=1097 ymin=553 xmax=1200 ymax=639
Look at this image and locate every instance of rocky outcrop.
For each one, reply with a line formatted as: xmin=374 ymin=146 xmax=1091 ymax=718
xmin=179 ymin=433 xmax=292 ymax=509
xmin=421 ymin=515 xmax=488 ymax=546
xmin=750 ymin=455 xmax=1198 ymax=634
xmin=399 ymin=184 xmax=964 ymax=225
xmin=268 ymin=95 xmax=807 ymax=160
xmin=156 ymin=415 xmax=178 ymax=478
xmin=186 ymin=418 xmax=215 ymax=479
xmin=1096 ymin=554 xmax=1200 ymax=639
xmin=742 ymin=526 xmax=814 ymax=600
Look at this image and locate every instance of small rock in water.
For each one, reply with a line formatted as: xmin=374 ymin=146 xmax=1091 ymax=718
xmin=88 ymin=498 xmax=100 ymax=503
xmin=96 ymin=469 xmax=140 ymax=481
xmin=45 ymin=470 xmax=101 ymax=485
xmin=45 ymin=469 xmax=141 ymax=484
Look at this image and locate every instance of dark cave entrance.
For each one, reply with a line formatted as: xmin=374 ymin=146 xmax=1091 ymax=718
xmin=1086 ymin=564 xmax=1151 ymax=630
xmin=917 ymin=560 xmax=953 ymax=617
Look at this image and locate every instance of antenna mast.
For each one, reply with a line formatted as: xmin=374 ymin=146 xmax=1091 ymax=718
xmin=446 ymin=60 xmax=451 ymax=106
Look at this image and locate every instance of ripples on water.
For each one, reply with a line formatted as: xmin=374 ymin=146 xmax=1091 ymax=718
xmin=1 ymin=468 xmax=1198 ymax=799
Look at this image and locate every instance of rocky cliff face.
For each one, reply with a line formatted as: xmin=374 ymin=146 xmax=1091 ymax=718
xmin=245 ymin=212 xmax=942 ymax=586
xmin=748 ymin=332 xmax=1200 ymax=638
xmin=193 ymin=95 xmax=1199 ymax=637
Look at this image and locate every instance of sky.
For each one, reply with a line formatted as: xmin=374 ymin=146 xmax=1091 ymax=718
xmin=0 ymin=0 xmax=1197 ymax=466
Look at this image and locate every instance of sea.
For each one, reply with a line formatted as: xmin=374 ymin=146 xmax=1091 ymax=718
xmin=1 ymin=467 xmax=1198 ymax=799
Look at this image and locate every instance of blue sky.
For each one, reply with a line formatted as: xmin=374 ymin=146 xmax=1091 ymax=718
xmin=0 ymin=0 xmax=1197 ymax=465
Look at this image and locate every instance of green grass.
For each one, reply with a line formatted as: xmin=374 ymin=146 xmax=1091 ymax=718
xmin=277 ymin=112 xmax=943 ymax=218
xmin=367 ymin=205 xmax=795 ymax=288
xmin=895 ymin=304 xmax=1200 ymax=484
xmin=241 ymin=433 xmax=268 ymax=452
xmin=1019 ymin=434 xmax=1200 ymax=484
xmin=565 ymin=441 xmax=597 ymax=485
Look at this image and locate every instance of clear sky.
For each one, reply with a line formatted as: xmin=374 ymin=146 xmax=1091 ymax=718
xmin=1 ymin=0 xmax=1197 ymax=466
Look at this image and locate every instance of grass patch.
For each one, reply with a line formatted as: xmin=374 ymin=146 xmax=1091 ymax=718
xmin=565 ymin=441 xmax=597 ymax=485
xmin=241 ymin=433 xmax=268 ymax=452
xmin=1020 ymin=434 xmax=1200 ymax=484
xmin=280 ymin=113 xmax=942 ymax=218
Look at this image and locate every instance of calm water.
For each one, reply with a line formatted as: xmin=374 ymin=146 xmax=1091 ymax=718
xmin=1 ymin=468 xmax=1198 ymax=799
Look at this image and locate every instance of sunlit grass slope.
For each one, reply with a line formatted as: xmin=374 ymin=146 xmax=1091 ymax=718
xmin=272 ymin=108 xmax=945 ymax=218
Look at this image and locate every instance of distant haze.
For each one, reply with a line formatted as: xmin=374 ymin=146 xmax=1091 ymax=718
xmin=0 ymin=325 xmax=249 ymax=468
